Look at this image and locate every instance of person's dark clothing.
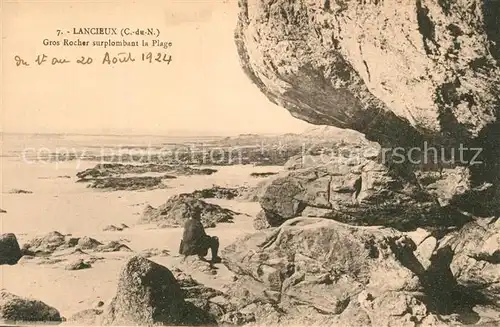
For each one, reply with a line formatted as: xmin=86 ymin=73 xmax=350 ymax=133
xmin=179 ymin=218 xmax=219 ymax=263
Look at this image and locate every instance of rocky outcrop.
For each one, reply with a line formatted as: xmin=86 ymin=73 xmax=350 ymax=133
xmin=438 ymin=218 xmax=500 ymax=305
xmin=86 ymin=176 xmax=169 ymax=191
xmin=0 ymin=233 xmax=22 ymax=265
xmin=21 ymin=231 xmax=75 ymax=254
xmin=100 ymin=256 xmax=217 ymax=326
xmin=259 ymin=156 xmax=478 ymax=230
xmin=221 ymin=217 xmax=465 ymax=325
xmin=0 ymin=291 xmax=61 ymax=323
xmin=235 ymin=0 xmax=500 ymax=216
xmin=20 ymin=231 xmax=130 ymax=267
xmin=140 ymin=194 xmax=237 ymax=228
xmin=191 ymin=186 xmax=241 ymax=200
xmin=76 ymin=163 xmax=216 ymax=180
xmin=235 ymin=0 xmax=500 ymax=146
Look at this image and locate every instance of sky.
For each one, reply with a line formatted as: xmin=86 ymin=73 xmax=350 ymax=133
xmin=1 ymin=0 xmax=310 ymax=136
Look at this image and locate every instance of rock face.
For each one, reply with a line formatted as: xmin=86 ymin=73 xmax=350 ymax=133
xmin=0 ymin=291 xmax=61 ymax=323
xmin=0 ymin=234 xmax=22 ymax=265
xmin=140 ymin=194 xmax=237 ymax=228
xmin=235 ymin=0 xmax=500 ymax=216
xmin=235 ymin=0 xmax=500 ymax=145
xmin=439 ymin=218 xmax=500 ymax=305
xmin=259 ymin=155 xmax=477 ymax=230
xmin=221 ymin=217 xmax=461 ymax=325
xmin=101 ymin=256 xmax=216 ymax=326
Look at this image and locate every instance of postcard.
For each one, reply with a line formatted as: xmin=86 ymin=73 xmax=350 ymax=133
xmin=1 ymin=0 xmax=499 ymax=326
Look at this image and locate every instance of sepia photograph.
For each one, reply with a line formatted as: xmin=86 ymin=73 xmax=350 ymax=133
xmin=1 ymin=0 xmax=499 ymax=326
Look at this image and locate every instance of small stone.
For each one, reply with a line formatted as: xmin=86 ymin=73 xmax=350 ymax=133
xmin=65 ymin=259 xmax=91 ymax=270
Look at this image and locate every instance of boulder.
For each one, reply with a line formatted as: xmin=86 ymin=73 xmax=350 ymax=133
xmin=259 ymin=157 xmax=476 ymax=230
xmin=0 ymin=234 xmax=22 ymax=265
xmin=101 ymin=255 xmax=216 ymax=326
xmin=438 ymin=218 xmax=500 ymax=305
xmin=0 ymin=209 xmax=6 ymax=214
xmin=21 ymin=231 xmax=72 ymax=254
xmin=140 ymin=193 xmax=236 ymax=228
xmin=21 ymin=232 xmax=130 ymax=262
xmin=222 ymin=218 xmax=436 ymax=314
xmin=234 ymin=0 xmax=500 ymax=149
xmin=220 ymin=217 xmax=478 ymax=324
xmin=235 ymin=0 xmax=500 ymax=216
xmin=0 ymin=291 xmax=61 ymax=323
xmin=87 ymin=176 xmax=167 ymax=191
xmin=76 ymin=236 xmax=103 ymax=250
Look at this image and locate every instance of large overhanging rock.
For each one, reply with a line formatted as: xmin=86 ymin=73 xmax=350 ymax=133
xmin=235 ymin=0 xmax=500 ymax=215
xmin=235 ymin=0 xmax=500 ymax=148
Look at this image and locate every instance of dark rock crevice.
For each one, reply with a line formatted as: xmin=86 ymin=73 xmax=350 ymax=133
xmin=416 ymin=0 xmax=440 ymax=55
xmin=482 ymin=0 xmax=500 ymax=64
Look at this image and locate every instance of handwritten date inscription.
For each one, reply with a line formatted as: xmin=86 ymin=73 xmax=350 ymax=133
xmin=14 ymin=52 xmax=172 ymax=66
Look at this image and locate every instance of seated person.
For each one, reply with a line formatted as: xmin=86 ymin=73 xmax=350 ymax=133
xmin=179 ymin=208 xmax=221 ymax=266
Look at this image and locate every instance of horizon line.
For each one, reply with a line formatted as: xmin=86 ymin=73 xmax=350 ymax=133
xmin=0 ymin=130 xmax=298 ymax=138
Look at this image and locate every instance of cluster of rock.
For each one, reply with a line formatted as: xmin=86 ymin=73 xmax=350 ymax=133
xmin=221 ymin=217 xmax=500 ymax=326
xmin=86 ymin=176 xmax=171 ymax=191
xmin=67 ymin=256 xmax=259 ymax=326
xmin=258 ymin=153 xmax=483 ymax=231
xmin=0 ymin=223 xmax=498 ymax=326
xmin=238 ymin=177 xmax=279 ymax=203
xmin=76 ymin=163 xmax=217 ymax=180
xmin=140 ymin=194 xmax=237 ymax=228
xmin=1 ymin=231 xmax=133 ymax=269
xmin=75 ymin=163 xmax=218 ymax=191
